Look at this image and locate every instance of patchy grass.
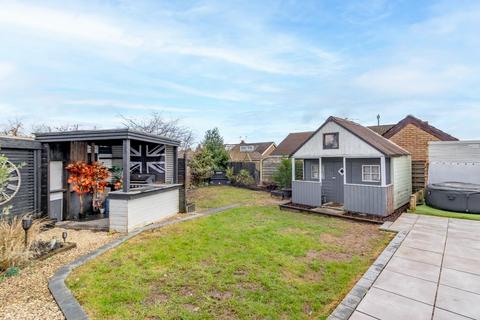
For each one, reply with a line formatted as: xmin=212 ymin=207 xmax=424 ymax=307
xmin=188 ymin=185 xmax=279 ymax=211
xmin=67 ymin=205 xmax=392 ymax=320
xmin=413 ymin=204 xmax=480 ymax=221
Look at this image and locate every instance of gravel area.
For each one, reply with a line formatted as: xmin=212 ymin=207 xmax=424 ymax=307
xmin=0 ymin=228 xmax=119 ymax=320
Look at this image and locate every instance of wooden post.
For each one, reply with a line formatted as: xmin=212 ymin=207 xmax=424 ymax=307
xmin=291 ymin=157 xmax=296 ymax=182
xmin=122 ymin=139 xmax=130 ymax=192
xmin=318 ymin=157 xmax=322 ymax=181
xmin=409 ymin=194 xmax=417 ymax=212
xmin=173 ymin=146 xmax=178 ymax=184
xmin=90 ymin=143 xmax=96 ymax=163
xmin=380 ymin=156 xmax=386 ymax=187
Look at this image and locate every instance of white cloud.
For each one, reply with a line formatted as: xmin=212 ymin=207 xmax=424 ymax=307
xmin=64 ymin=99 xmax=196 ymax=113
xmin=341 ymin=0 xmax=393 ymax=25
xmin=410 ymin=4 xmax=480 ymax=37
xmin=153 ymin=80 xmax=253 ymax=102
xmin=354 ymin=62 xmax=473 ymax=95
xmin=0 ymin=3 xmax=141 ymax=47
xmin=0 ymin=63 xmax=15 ymax=81
xmin=0 ymin=3 xmax=341 ymax=76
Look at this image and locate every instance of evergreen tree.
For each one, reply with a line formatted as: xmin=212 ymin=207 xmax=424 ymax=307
xmin=190 ymin=148 xmax=215 ymax=185
xmin=201 ymin=128 xmax=229 ymax=171
xmin=273 ymin=158 xmax=292 ymax=188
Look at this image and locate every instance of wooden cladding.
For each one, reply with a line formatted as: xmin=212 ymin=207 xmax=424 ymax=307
xmin=70 ymin=142 xmax=88 ymax=162
xmin=412 ymin=160 xmax=427 ymax=192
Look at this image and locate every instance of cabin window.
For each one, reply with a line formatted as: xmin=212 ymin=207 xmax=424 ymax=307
xmin=362 ymin=165 xmax=380 ymax=182
xmin=240 ymin=145 xmax=254 ymax=152
xmin=323 ymin=132 xmax=339 ymax=149
xmin=311 ymin=163 xmax=319 ymax=179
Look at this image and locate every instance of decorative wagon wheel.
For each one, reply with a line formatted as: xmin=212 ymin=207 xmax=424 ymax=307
xmin=0 ymin=160 xmax=21 ymax=205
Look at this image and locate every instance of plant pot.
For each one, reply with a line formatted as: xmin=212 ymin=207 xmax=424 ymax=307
xmin=186 ymin=203 xmax=196 ymax=213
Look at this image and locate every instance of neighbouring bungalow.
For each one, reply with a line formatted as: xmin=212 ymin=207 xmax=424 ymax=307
xmin=227 ymin=140 xmax=276 ymax=183
xmin=368 ymin=115 xmax=457 ymax=191
xmin=291 ymin=116 xmax=412 ymax=217
xmin=228 ymin=140 xmax=276 ymax=164
xmin=261 ymin=131 xmax=313 ymax=184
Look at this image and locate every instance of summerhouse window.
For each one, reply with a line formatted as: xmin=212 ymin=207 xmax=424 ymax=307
xmin=311 ymin=163 xmax=319 ymax=179
xmin=323 ymin=132 xmax=339 ymax=149
xmin=362 ymin=165 xmax=380 ymax=182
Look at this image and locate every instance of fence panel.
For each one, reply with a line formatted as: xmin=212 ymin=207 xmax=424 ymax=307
xmin=0 ymin=137 xmax=42 ymax=217
xmin=228 ymin=161 xmax=260 ymax=184
xmin=412 ymin=160 xmax=426 ymax=192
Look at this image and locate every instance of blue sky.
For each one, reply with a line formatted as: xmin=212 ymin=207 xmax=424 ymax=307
xmin=0 ymin=0 xmax=479 ymax=144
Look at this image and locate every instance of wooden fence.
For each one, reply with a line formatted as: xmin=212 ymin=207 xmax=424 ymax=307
xmin=0 ymin=137 xmax=42 ymax=217
xmin=228 ymin=161 xmax=260 ymax=184
xmin=412 ymin=160 xmax=427 ymax=192
xmin=261 ymin=157 xmax=282 ymax=184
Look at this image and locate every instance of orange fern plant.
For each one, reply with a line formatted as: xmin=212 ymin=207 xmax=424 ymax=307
xmin=66 ymin=161 xmax=110 ymax=216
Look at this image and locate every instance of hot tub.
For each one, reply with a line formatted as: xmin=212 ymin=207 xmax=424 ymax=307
xmin=426 ymin=182 xmax=480 ymax=214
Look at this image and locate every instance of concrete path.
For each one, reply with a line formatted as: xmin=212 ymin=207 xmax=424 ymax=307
xmin=352 ymin=213 xmax=480 ymax=320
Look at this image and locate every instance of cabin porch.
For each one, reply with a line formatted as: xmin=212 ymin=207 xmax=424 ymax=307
xmin=291 ymin=156 xmax=394 ymax=216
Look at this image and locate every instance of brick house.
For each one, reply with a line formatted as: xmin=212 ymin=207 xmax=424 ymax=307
xmin=369 ymin=115 xmax=457 ymax=191
xmin=261 ymin=131 xmax=313 ymax=184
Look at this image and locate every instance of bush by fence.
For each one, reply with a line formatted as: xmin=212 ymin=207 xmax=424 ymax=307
xmin=228 ymin=162 xmax=259 ymax=184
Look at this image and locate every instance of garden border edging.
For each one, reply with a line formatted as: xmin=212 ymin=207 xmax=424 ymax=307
xmin=48 ymin=204 xmax=239 ymax=320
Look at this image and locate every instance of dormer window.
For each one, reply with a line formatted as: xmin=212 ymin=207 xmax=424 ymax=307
xmin=323 ymin=132 xmax=339 ymax=149
xmin=240 ymin=145 xmax=255 ymax=152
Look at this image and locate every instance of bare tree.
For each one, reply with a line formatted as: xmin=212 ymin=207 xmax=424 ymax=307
xmin=120 ymin=112 xmax=194 ymax=149
xmin=0 ymin=118 xmax=25 ymax=136
xmin=31 ymin=123 xmax=83 ymax=133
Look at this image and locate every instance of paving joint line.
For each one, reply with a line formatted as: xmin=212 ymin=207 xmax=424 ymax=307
xmin=439 ymin=282 xmax=480 ymax=297
xmin=372 ymin=286 xmax=434 ymax=306
xmin=355 ymin=310 xmax=382 ymax=320
xmin=401 ymin=244 xmax=443 ymax=255
xmin=391 ymin=254 xmax=443 ymax=268
xmin=391 ymin=254 xmax=442 ymax=268
xmin=435 ymin=306 xmax=477 ymax=320
xmin=441 ymin=266 xmax=480 ymax=278
xmin=379 ymin=268 xmax=439 ymax=284
xmin=430 ymin=216 xmax=450 ymax=320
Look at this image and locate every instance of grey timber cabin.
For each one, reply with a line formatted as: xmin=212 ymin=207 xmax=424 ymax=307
xmin=291 ymin=116 xmax=412 ymax=216
xmin=34 ymin=129 xmax=183 ymax=232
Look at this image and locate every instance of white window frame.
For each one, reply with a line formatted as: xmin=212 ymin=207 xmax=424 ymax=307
xmin=240 ymin=145 xmax=254 ymax=152
xmin=311 ymin=163 xmax=319 ymax=179
xmin=362 ymin=164 xmax=381 ymax=183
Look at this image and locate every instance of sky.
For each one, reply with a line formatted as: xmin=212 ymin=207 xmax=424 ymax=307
xmin=0 ymin=0 xmax=479 ymax=144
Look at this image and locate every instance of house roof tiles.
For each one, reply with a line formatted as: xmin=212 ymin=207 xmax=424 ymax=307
xmin=271 ymin=131 xmax=314 ymax=156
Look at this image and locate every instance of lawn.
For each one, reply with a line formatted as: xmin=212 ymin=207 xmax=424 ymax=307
xmin=188 ymin=185 xmax=278 ymax=211
xmin=67 ymin=191 xmax=391 ymax=320
xmin=413 ymin=204 xmax=480 ymax=221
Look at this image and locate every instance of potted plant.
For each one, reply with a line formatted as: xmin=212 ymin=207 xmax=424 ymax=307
xmin=109 ymin=166 xmax=123 ymax=190
xmin=66 ymin=161 xmax=109 ymax=219
xmin=90 ymin=162 xmax=110 ymax=213
xmin=66 ymin=161 xmax=92 ymax=219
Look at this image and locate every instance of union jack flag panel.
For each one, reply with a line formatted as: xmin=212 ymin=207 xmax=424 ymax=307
xmin=130 ymin=142 xmax=166 ymax=180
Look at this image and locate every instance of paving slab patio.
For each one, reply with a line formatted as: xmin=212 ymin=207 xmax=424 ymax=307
xmin=341 ymin=213 xmax=480 ymax=320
